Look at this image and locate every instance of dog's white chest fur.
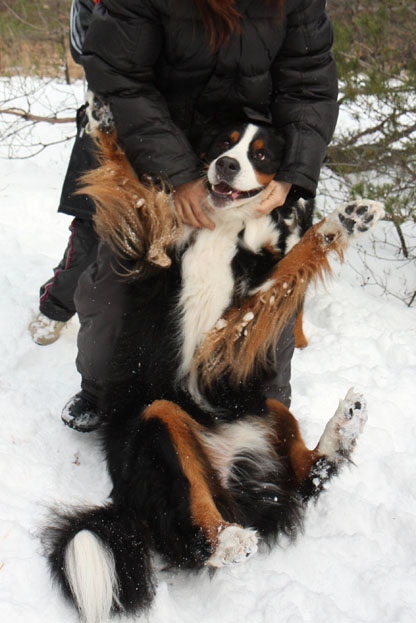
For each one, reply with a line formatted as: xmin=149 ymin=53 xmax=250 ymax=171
xmin=178 ymin=218 xmax=241 ymax=378
xmin=177 ymin=211 xmax=279 ymax=380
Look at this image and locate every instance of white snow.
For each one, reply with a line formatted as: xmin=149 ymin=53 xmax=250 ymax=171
xmin=1 ymin=79 xmax=416 ymax=623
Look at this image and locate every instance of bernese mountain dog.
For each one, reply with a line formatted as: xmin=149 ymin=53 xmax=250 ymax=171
xmin=44 ymin=103 xmax=384 ymax=623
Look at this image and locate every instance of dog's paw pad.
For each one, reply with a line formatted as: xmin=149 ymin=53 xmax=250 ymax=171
xmin=336 ymin=388 xmax=368 ymax=448
xmin=337 ymin=200 xmax=384 ymax=237
xmin=206 ymin=526 xmax=258 ymax=568
xmin=318 ymin=388 xmax=368 ymax=460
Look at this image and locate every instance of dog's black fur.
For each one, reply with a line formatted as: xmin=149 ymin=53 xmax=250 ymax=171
xmin=43 ymin=122 xmax=377 ymax=623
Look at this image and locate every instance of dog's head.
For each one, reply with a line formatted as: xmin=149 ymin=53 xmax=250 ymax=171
xmin=205 ymin=124 xmax=285 ymax=210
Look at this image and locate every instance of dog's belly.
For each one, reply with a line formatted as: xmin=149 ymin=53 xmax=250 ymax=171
xmin=177 ymin=221 xmax=243 ymax=378
xmin=201 ymin=418 xmax=275 ymax=488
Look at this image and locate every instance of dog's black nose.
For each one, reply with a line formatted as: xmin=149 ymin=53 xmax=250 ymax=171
xmin=215 ymin=156 xmax=240 ymax=180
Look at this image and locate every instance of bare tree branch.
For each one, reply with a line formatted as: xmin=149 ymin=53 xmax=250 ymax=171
xmin=0 ymin=107 xmax=75 ymax=124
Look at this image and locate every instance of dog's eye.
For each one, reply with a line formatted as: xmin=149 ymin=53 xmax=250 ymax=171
xmin=254 ymin=150 xmax=266 ymax=161
xmin=222 ymin=140 xmax=232 ymax=150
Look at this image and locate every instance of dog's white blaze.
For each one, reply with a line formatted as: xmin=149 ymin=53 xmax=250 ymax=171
xmin=64 ymin=530 xmax=120 ymax=623
xmin=178 ymin=215 xmax=246 ymax=379
xmin=207 ymin=124 xmax=261 ymax=191
xmin=201 ymin=419 xmax=274 ymax=488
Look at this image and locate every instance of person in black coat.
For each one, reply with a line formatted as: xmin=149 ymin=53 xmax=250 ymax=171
xmin=29 ymin=0 xmax=98 ymax=345
xmin=59 ymin=0 xmax=339 ymax=431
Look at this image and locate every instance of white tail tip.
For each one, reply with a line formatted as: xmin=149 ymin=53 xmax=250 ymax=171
xmin=64 ymin=530 xmax=120 ymax=623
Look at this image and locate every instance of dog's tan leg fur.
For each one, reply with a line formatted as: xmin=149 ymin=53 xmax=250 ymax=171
xmin=195 ymin=222 xmax=346 ymax=388
xmin=142 ymin=400 xmax=231 ymax=545
xmin=78 ymin=131 xmax=182 ymax=275
xmin=294 ymin=309 xmax=308 ymax=349
xmin=266 ymin=399 xmax=322 ymax=485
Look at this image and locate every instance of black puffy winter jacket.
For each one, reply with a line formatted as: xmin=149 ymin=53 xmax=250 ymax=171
xmin=81 ymin=0 xmax=338 ymax=196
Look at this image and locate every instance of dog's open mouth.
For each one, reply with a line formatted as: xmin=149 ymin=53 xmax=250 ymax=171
xmin=208 ymin=181 xmax=263 ymax=205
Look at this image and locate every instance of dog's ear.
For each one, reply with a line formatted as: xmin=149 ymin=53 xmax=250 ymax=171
xmin=273 ymin=130 xmax=285 ymax=145
xmin=251 ymin=128 xmax=286 ymax=171
xmin=271 ymin=131 xmax=286 ymax=161
xmin=197 ymin=133 xmax=222 ymax=164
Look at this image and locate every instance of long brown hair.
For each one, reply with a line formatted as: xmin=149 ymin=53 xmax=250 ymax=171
xmin=193 ymin=0 xmax=284 ymax=51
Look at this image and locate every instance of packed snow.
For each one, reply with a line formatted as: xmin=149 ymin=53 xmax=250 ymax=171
xmin=1 ymin=79 xmax=416 ymax=623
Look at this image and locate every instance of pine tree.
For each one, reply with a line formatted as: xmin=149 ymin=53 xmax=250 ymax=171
xmin=328 ymin=0 xmax=415 ymax=280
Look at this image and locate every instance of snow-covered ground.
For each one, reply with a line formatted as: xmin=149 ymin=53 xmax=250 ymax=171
xmin=1 ymin=79 xmax=416 ymax=623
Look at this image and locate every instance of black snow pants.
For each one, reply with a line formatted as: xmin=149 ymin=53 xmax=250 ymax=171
xmin=75 ymin=243 xmax=295 ymax=409
xmin=38 ymin=106 xmax=99 ymax=322
xmin=39 ymin=218 xmax=99 ymax=322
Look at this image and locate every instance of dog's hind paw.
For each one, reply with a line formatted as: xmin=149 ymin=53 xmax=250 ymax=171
xmin=321 ymin=199 xmax=384 ymax=243
xmin=206 ymin=526 xmax=258 ymax=568
xmin=317 ymin=388 xmax=368 ymax=462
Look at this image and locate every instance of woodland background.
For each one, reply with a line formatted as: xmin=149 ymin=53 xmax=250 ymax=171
xmin=1 ymin=0 xmax=415 ymax=305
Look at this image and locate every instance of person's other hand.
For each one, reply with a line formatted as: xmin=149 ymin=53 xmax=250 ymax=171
xmin=256 ymin=180 xmax=292 ymax=217
xmin=173 ymin=179 xmax=215 ymax=230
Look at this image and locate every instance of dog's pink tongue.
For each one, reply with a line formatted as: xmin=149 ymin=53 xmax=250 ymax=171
xmin=231 ymin=190 xmax=240 ymax=200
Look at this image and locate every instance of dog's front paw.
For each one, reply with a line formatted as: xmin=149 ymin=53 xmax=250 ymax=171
xmin=206 ymin=526 xmax=258 ymax=568
xmin=321 ymin=199 xmax=384 ymax=243
xmin=337 ymin=200 xmax=385 ymax=237
xmin=86 ymin=91 xmax=114 ymax=134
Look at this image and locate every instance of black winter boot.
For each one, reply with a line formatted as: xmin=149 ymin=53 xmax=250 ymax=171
xmin=61 ymin=391 xmax=102 ymax=433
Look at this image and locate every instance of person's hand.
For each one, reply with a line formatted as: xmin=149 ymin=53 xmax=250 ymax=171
xmin=256 ymin=180 xmax=292 ymax=217
xmin=173 ymin=179 xmax=215 ymax=230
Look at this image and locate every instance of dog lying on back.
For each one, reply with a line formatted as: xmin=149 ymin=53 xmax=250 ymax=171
xmin=44 ymin=105 xmax=384 ymax=623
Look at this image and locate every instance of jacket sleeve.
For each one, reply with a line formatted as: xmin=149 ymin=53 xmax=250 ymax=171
xmin=69 ymin=0 xmax=95 ymax=65
xmin=80 ymin=0 xmax=201 ymax=187
xmin=271 ymin=0 xmax=339 ymax=197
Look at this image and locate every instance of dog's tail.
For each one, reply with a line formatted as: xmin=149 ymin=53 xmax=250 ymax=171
xmin=44 ymin=504 xmax=154 ymax=623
